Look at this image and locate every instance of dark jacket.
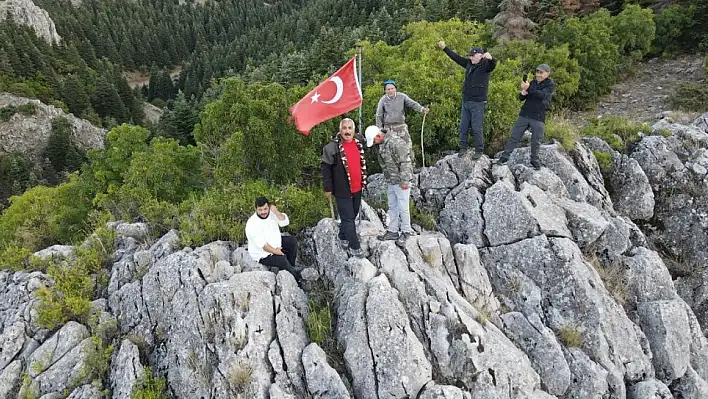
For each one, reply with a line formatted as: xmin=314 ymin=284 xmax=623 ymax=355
xmin=321 ymin=135 xmax=366 ymax=198
xmin=443 ymin=47 xmax=497 ymax=102
xmin=519 ymin=78 xmax=555 ymax=122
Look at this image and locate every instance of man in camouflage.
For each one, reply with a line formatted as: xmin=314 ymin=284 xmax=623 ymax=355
xmin=364 ymin=125 xmax=416 ymax=246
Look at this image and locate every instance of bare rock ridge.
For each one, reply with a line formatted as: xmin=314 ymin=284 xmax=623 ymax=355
xmin=0 ymin=0 xmax=61 ymax=43
xmin=0 ymin=93 xmax=106 ymax=161
xmin=1 ymin=112 xmax=708 ymax=398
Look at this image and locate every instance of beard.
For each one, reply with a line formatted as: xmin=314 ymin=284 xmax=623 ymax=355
xmin=257 ymin=211 xmax=270 ymax=220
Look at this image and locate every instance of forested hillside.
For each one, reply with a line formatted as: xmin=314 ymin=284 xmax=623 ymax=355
xmin=1 ymin=1 xmax=708 ymax=397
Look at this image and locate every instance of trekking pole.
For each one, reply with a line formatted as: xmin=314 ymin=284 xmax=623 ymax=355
xmin=421 ymin=112 xmax=427 ymax=168
xmin=328 ymin=196 xmax=335 ymax=220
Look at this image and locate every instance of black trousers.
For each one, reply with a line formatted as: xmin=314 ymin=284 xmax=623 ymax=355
xmin=336 ymin=191 xmax=362 ymax=250
xmin=500 ymin=116 xmax=545 ymax=163
xmin=259 ymin=235 xmax=299 ymax=278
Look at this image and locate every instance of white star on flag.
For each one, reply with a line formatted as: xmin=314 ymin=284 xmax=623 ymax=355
xmin=310 ymin=92 xmax=320 ymax=103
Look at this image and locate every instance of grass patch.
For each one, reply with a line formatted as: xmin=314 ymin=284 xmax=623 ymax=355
xmin=581 ymin=116 xmax=651 ymax=152
xmin=669 ymin=82 xmax=708 ymax=112
xmin=305 ymin=279 xmax=347 ymax=377
xmin=227 ymin=361 xmax=253 ymax=394
xmin=588 ymin=255 xmax=629 ymax=307
xmin=35 ymin=227 xmax=115 ymax=330
xmin=592 ymin=150 xmax=613 ymax=176
xmin=18 ymin=102 xmax=38 ymax=116
xmin=545 ymin=115 xmax=579 ymax=151
xmin=655 ymin=128 xmax=672 ymax=137
xmin=410 ymin=202 xmax=437 ymax=232
xmin=0 ymin=105 xmax=17 ymax=121
xmin=558 ymin=326 xmax=583 ymax=348
xmin=131 ymin=367 xmax=168 ymax=399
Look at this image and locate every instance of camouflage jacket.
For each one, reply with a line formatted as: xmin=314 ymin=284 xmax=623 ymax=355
xmin=376 ymin=133 xmax=413 ymax=185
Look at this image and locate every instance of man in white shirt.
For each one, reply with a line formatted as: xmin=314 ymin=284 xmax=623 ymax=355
xmin=245 ymin=196 xmax=299 ymax=279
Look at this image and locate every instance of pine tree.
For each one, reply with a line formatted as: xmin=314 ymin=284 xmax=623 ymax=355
xmin=92 ymin=76 xmax=127 ymax=122
xmin=493 ymin=0 xmax=537 ymax=41
xmin=61 ymin=75 xmax=91 ymax=116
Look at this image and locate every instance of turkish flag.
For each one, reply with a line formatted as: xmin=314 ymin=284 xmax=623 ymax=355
xmin=289 ymin=56 xmax=362 ymax=135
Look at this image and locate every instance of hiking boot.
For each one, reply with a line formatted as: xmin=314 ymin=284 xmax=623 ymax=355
xmin=471 ymin=150 xmax=483 ymax=160
xmin=395 ymin=232 xmax=412 ymax=247
xmin=493 ymin=157 xmax=508 ymax=165
xmin=339 ymin=238 xmax=349 ymax=250
xmin=350 ymin=247 xmax=366 ymax=258
xmin=531 ymin=160 xmax=542 ymax=170
xmin=459 ymin=147 xmax=469 ymax=155
xmin=377 ymin=231 xmax=399 ymax=241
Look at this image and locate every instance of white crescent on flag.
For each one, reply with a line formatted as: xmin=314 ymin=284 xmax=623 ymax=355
xmin=322 ymin=77 xmax=344 ymax=104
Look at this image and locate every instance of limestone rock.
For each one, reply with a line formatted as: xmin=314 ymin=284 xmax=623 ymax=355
xmin=0 ymin=94 xmax=103 ymax=162
xmin=0 ymin=0 xmax=61 ymax=43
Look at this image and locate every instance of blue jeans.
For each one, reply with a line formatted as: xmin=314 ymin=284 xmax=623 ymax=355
xmin=459 ymin=101 xmax=486 ymax=151
xmin=386 ymin=184 xmax=413 ymax=234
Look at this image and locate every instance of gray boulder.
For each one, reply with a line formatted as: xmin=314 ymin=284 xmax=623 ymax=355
xmin=301 ymin=343 xmax=350 ymax=399
xmin=109 ymin=339 xmax=144 ymax=399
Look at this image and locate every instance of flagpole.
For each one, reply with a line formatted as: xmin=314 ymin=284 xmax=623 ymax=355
xmin=357 ymin=43 xmax=363 ymax=137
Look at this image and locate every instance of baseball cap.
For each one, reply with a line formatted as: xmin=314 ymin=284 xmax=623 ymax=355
xmin=383 ymin=79 xmax=397 ymax=88
xmin=536 ymin=64 xmax=551 ymax=73
xmin=468 ymin=47 xmax=484 ymax=55
xmin=365 ymin=125 xmax=380 ymax=147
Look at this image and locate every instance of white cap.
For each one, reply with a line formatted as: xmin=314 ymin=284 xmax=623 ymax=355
xmin=365 ymin=125 xmax=380 ymax=147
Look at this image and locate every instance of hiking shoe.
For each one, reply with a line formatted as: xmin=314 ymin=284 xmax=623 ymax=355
xmin=350 ymin=248 xmax=366 ymax=258
xmin=377 ymin=231 xmax=399 ymax=241
xmin=471 ymin=150 xmax=483 ymax=160
xmin=339 ymin=238 xmax=350 ymax=250
xmin=531 ymin=160 xmax=542 ymax=170
xmin=395 ymin=232 xmax=411 ymax=247
xmin=459 ymin=147 xmax=469 ymax=155
xmin=493 ymin=157 xmax=508 ymax=165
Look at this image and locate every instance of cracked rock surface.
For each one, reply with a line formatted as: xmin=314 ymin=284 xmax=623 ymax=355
xmin=2 ymin=113 xmax=708 ymax=398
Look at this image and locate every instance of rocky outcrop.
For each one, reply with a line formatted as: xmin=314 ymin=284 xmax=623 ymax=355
xmin=0 ymin=0 xmax=61 ymax=43
xmin=3 ymin=113 xmax=708 ymax=398
xmin=0 ymin=94 xmax=105 ymax=161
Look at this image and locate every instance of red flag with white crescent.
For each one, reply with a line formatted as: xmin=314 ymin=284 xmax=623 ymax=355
xmin=289 ymin=56 xmax=362 ymax=135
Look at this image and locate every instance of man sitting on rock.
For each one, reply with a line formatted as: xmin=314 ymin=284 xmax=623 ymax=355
xmin=245 ymin=196 xmax=300 ymax=280
xmin=365 ymin=125 xmax=416 ymax=247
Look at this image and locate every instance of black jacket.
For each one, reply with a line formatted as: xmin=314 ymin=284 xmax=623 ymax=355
xmin=443 ymin=47 xmax=497 ymax=102
xmin=519 ymin=78 xmax=555 ymax=122
xmin=320 ymin=136 xmax=366 ymax=198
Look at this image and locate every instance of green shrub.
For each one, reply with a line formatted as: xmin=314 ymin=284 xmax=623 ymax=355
xmin=669 ymin=82 xmax=708 ymax=112
xmin=35 ymin=228 xmax=115 ymax=330
xmin=0 ymin=105 xmax=17 ymax=121
xmin=581 ymin=116 xmax=651 ymax=152
xmin=540 ymin=9 xmax=620 ymax=107
xmin=131 ymin=367 xmax=168 ymax=399
xmin=652 ymin=4 xmax=696 ymax=55
xmin=612 ymin=5 xmax=655 ymax=68
xmin=17 ymin=102 xmax=38 ymax=116
xmin=0 ymin=176 xmax=94 ymax=252
xmin=0 ymin=246 xmax=51 ymax=272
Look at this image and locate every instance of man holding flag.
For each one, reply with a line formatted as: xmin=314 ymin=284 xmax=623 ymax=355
xmin=289 ymin=56 xmax=366 ymax=258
